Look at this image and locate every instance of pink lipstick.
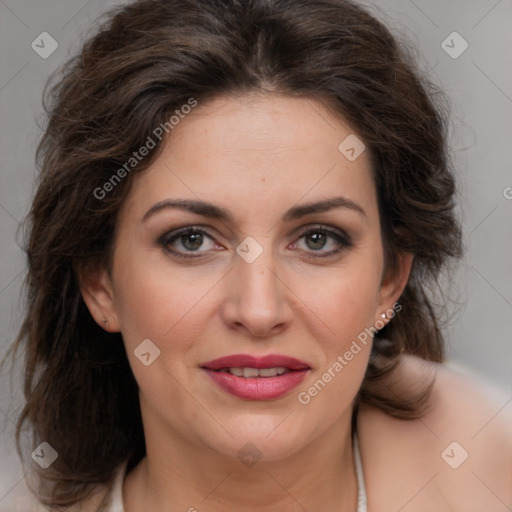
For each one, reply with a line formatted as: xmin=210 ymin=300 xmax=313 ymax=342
xmin=201 ymin=354 xmax=310 ymax=400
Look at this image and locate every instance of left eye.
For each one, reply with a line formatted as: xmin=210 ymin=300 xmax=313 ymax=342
xmin=293 ymin=227 xmax=348 ymax=253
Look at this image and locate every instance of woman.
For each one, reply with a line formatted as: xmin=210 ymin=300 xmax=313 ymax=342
xmin=4 ymin=0 xmax=511 ymax=510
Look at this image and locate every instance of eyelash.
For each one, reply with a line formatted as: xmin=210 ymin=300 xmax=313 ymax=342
xmin=158 ymin=225 xmax=353 ymax=260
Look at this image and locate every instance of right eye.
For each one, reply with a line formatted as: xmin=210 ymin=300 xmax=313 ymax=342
xmin=158 ymin=227 xmax=223 ymax=259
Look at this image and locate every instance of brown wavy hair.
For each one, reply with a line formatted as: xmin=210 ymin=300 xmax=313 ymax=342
xmin=2 ymin=0 xmax=462 ymax=508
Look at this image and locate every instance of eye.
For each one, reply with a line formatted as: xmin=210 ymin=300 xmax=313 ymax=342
xmin=291 ymin=225 xmax=352 ymax=257
xmin=158 ymin=224 xmax=352 ymax=260
xmin=159 ymin=227 xmax=221 ymax=258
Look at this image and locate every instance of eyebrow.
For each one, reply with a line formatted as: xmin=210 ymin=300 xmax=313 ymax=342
xmin=142 ymin=196 xmax=366 ymax=223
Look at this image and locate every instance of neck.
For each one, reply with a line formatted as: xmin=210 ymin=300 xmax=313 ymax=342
xmin=124 ymin=409 xmax=359 ymax=512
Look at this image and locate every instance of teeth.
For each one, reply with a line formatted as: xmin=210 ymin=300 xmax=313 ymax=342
xmin=243 ymin=367 xmax=260 ymax=378
xmin=222 ymin=367 xmax=288 ymax=378
xmin=259 ymin=367 xmax=286 ymax=377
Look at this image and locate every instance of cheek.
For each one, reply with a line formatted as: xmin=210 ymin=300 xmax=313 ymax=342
xmin=116 ymin=275 xmax=172 ymax=341
xmin=112 ymin=261 xmax=209 ymax=401
xmin=112 ymin=249 xmax=209 ymax=346
xmin=296 ymin=266 xmax=380 ymax=415
xmin=310 ymin=255 xmax=383 ymax=345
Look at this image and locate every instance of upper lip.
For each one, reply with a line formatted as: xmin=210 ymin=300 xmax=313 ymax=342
xmin=201 ymin=354 xmax=310 ymax=371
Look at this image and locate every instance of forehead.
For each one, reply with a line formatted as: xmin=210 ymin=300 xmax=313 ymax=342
xmin=168 ymin=92 xmax=363 ymax=165
xmin=121 ymin=93 xmax=377 ymax=224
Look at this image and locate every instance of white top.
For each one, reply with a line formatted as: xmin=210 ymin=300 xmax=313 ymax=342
xmin=103 ymin=432 xmax=367 ymax=512
xmin=354 ymin=431 xmax=368 ymax=512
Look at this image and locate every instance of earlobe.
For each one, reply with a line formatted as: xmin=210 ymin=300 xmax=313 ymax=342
xmin=78 ymin=266 xmax=120 ymax=332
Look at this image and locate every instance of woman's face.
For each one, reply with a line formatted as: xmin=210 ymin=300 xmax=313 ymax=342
xmin=89 ymin=93 xmax=410 ymax=462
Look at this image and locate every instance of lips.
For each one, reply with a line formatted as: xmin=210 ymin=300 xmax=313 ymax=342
xmin=201 ymin=354 xmax=311 ymax=400
xmin=201 ymin=354 xmax=310 ymax=371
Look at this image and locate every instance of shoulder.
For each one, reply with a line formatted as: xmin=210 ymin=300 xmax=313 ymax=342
xmin=358 ymin=354 xmax=512 ymax=511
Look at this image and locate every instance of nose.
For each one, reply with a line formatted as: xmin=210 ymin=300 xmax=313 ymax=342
xmin=219 ymin=241 xmax=293 ymax=338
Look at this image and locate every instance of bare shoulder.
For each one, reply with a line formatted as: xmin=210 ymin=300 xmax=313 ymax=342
xmin=396 ymin=354 xmax=511 ymax=436
xmin=358 ymin=354 xmax=512 ymax=511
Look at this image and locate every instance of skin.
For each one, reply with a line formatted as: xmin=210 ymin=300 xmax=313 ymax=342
xmin=80 ymin=94 xmax=512 ymax=511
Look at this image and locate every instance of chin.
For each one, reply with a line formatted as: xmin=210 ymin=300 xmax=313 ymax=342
xmin=199 ymin=414 xmax=315 ymax=463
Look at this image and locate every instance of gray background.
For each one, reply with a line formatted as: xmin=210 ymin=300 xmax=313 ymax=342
xmin=1 ymin=0 xmax=511 ymax=509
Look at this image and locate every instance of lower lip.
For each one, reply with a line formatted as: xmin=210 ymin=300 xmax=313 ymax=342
xmin=203 ymin=369 xmax=310 ymax=400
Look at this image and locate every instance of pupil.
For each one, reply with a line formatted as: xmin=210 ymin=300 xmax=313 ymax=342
xmin=183 ymin=233 xmax=203 ymax=250
xmin=307 ymin=232 xmax=326 ymax=250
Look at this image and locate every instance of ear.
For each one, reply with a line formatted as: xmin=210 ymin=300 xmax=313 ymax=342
xmin=78 ymin=265 xmax=121 ymax=332
xmin=375 ymin=251 xmax=413 ymax=324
